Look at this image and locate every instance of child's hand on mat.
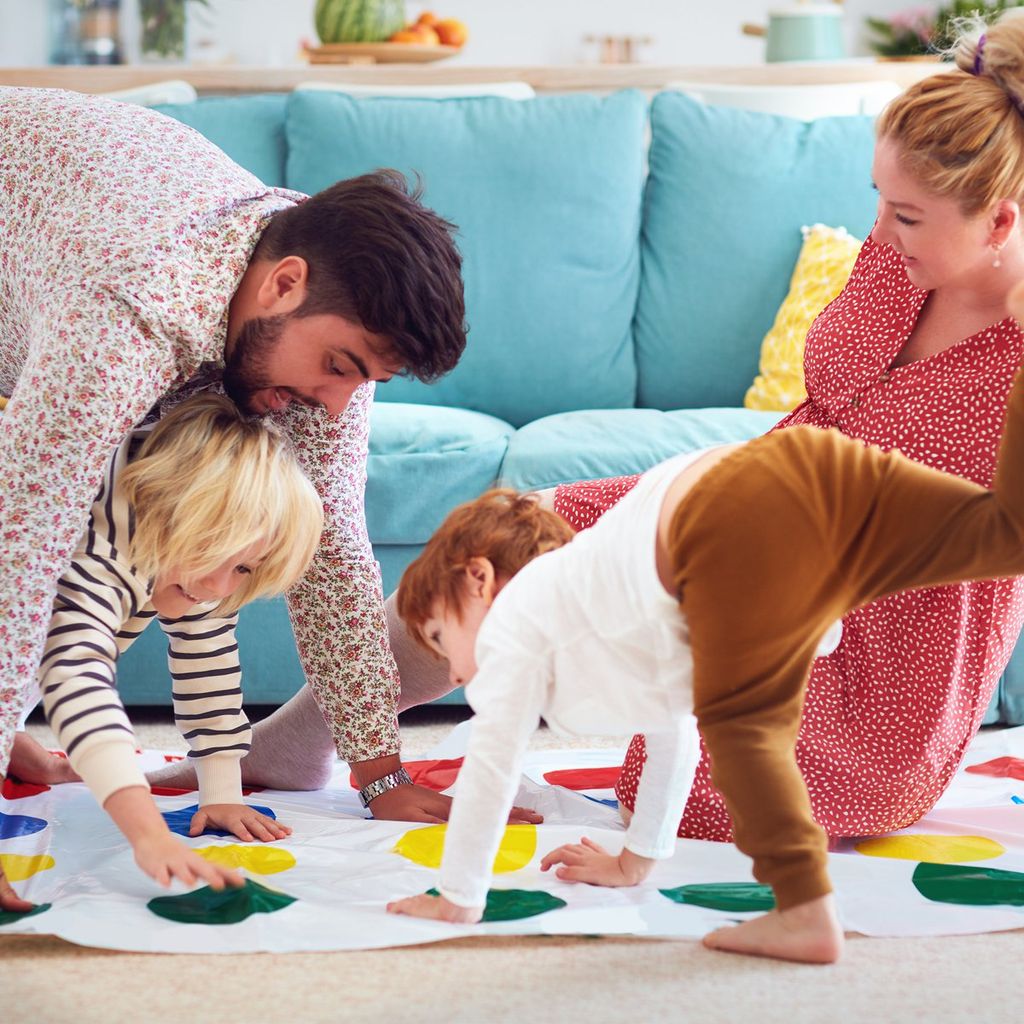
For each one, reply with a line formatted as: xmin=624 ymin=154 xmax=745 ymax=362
xmin=540 ymin=837 xmax=654 ymax=887
xmin=104 ymin=786 xmax=245 ymax=890
xmin=386 ymin=892 xmax=482 ymax=923
xmin=134 ymin=831 xmax=245 ymax=891
xmin=189 ymin=804 xmax=292 ymax=842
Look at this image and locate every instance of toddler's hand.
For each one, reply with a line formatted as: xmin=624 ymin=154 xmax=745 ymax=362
xmin=189 ymin=804 xmax=292 ymax=842
xmin=386 ymin=892 xmax=482 ymax=923
xmin=540 ymin=836 xmax=653 ymax=887
xmin=134 ymin=832 xmax=244 ymax=890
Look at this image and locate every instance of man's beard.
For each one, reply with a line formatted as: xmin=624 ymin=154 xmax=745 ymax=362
xmin=222 ymin=313 xmax=288 ymax=414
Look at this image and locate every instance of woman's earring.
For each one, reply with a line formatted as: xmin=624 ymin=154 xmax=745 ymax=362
xmin=993 ymin=245 xmax=1003 ymax=268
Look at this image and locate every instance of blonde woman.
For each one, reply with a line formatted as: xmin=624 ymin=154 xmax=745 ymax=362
xmin=2 ymin=394 xmax=323 ymax=910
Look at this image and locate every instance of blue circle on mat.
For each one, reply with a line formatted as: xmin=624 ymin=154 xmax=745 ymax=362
xmin=0 ymin=811 xmax=48 ymax=839
xmin=582 ymin=794 xmax=619 ymax=809
xmin=161 ymin=804 xmax=276 ymax=837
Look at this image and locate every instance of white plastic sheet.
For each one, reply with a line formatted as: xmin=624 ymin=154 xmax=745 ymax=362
xmin=2 ymin=725 xmax=1024 ymax=953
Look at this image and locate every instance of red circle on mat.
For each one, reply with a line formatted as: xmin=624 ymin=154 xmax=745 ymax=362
xmin=965 ymin=756 xmax=1024 ymax=782
xmin=348 ymin=757 xmax=464 ymax=793
xmin=542 ymin=767 xmax=621 ymax=790
xmin=2 ymin=779 xmax=51 ymax=799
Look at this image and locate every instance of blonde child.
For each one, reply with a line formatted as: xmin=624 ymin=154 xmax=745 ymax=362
xmin=11 ymin=394 xmax=323 ymax=899
xmin=387 ymin=284 xmax=1024 ymax=963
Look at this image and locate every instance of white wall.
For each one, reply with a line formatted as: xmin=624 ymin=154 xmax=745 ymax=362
xmin=0 ymin=1 xmax=932 ymax=68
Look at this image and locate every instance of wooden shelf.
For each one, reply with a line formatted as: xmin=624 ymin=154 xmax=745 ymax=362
xmin=0 ymin=62 xmax=948 ymax=95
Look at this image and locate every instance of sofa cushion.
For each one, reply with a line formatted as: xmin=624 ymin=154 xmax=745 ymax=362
xmin=367 ymin=401 xmax=514 ymax=544
xmin=285 ymin=89 xmax=647 ymax=427
xmin=635 ymin=93 xmax=878 ymax=412
xmin=498 ymin=407 xmax=783 ymax=490
xmin=745 ymin=223 xmax=862 ymax=412
xmin=153 ymin=94 xmax=289 ymax=186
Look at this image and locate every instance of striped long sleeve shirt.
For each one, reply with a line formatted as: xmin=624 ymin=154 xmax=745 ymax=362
xmin=38 ymin=428 xmax=251 ymax=807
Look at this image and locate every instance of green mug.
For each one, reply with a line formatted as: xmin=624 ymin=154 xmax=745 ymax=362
xmin=765 ymin=5 xmax=845 ymax=63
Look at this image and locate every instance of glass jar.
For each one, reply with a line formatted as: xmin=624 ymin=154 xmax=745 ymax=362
xmin=49 ymin=1 xmax=122 ymax=65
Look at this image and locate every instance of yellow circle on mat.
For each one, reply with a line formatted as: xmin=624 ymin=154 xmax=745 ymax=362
xmin=854 ymin=834 xmax=1005 ymax=863
xmin=0 ymin=853 xmax=56 ymax=881
xmin=194 ymin=845 xmax=296 ymax=875
xmin=393 ymin=824 xmax=537 ymax=873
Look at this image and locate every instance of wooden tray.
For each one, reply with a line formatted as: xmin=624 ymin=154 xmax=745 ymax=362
xmin=305 ymin=43 xmax=459 ymax=65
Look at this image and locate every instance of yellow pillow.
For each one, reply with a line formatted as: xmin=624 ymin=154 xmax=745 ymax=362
xmin=744 ymin=224 xmax=862 ymax=412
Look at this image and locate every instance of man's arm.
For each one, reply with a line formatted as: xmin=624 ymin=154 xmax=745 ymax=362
xmin=278 ymin=384 xmax=447 ymax=820
xmin=0 ymin=294 xmax=176 ymax=777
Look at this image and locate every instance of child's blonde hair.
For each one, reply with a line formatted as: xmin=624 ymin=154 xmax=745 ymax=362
xmin=877 ymin=10 xmax=1024 ymax=215
xmin=397 ymin=488 xmax=575 ymax=651
xmin=121 ymin=393 xmax=324 ymax=615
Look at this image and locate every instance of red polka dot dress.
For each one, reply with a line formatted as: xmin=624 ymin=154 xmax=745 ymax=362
xmin=554 ymin=233 xmax=1024 ymax=840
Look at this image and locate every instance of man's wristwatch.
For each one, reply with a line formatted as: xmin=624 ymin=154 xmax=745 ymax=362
xmin=358 ymin=767 xmax=413 ymax=809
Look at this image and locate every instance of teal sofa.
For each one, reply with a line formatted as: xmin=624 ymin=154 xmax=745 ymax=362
xmin=114 ymin=88 xmax=1024 ymax=725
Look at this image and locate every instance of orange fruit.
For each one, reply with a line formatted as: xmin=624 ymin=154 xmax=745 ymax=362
xmin=390 ymin=29 xmax=422 ymax=43
xmin=434 ymin=18 xmax=468 ymax=47
xmin=410 ymin=23 xmax=441 ymax=45
xmin=417 ymin=12 xmax=439 ymax=27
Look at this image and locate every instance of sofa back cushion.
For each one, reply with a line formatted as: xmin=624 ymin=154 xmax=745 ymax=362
xmin=284 ymin=90 xmax=647 ymax=427
xmin=153 ymin=94 xmax=289 ymax=187
xmin=635 ymin=92 xmax=878 ymax=411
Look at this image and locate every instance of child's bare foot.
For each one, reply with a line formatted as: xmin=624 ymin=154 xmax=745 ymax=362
xmin=702 ymin=893 xmax=843 ymax=964
xmin=8 ymin=732 xmax=81 ymax=785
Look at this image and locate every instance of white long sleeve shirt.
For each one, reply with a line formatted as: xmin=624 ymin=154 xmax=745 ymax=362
xmin=439 ymin=449 xmax=842 ymax=908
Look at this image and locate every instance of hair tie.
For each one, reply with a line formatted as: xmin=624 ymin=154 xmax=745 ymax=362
xmin=974 ymin=33 xmax=987 ymax=75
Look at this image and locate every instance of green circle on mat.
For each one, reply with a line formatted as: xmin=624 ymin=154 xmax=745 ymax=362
xmin=147 ymin=879 xmax=296 ymax=925
xmin=912 ymin=862 xmax=1024 ymax=907
xmin=426 ymin=887 xmax=566 ymax=922
xmin=659 ymin=882 xmax=776 ymax=912
xmin=0 ymin=902 xmax=52 ymax=926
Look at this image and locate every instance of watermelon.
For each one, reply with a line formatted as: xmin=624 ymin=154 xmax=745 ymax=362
xmin=315 ymin=0 xmax=407 ymax=44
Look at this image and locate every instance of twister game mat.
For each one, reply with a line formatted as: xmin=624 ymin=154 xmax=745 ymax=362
xmin=4 ymin=721 xmax=1024 ymax=953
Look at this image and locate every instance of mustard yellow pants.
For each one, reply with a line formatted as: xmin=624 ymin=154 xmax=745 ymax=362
xmin=669 ymin=365 xmax=1024 ymax=910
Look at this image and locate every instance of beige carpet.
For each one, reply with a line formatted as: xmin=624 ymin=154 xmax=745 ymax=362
xmin=4 ymin=709 xmax=1022 ymax=1024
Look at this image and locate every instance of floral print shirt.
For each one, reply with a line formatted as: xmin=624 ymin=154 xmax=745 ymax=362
xmin=0 ymin=88 xmax=400 ymax=774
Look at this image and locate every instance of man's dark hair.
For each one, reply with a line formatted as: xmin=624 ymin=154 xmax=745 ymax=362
xmin=256 ymin=169 xmax=466 ymax=382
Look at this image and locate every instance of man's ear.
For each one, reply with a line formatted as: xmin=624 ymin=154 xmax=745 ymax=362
xmin=255 ymin=255 xmax=309 ymax=315
xmin=464 ymin=557 xmax=498 ymax=606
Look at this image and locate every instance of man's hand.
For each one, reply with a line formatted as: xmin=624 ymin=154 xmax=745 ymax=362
xmin=366 ymin=783 xmax=544 ymax=825
xmin=0 ymin=861 xmax=34 ymax=913
xmin=540 ymin=836 xmax=654 ymax=888
xmin=189 ymin=804 xmax=292 ymax=842
xmin=367 ymin=783 xmax=451 ymax=823
xmin=133 ymin=830 xmax=245 ymax=890
xmin=386 ymin=891 xmax=483 ymax=923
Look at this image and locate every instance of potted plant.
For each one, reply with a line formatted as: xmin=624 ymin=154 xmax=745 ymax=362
xmin=867 ymin=1 xmax=1024 ymax=58
xmin=139 ymin=0 xmax=210 ymax=61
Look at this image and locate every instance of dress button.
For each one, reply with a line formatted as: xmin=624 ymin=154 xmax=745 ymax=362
xmin=851 ymin=395 xmax=861 ymax=408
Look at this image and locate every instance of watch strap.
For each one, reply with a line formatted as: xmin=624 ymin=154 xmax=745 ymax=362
xmin=358 ymin=766 xmax=413 ymax=808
